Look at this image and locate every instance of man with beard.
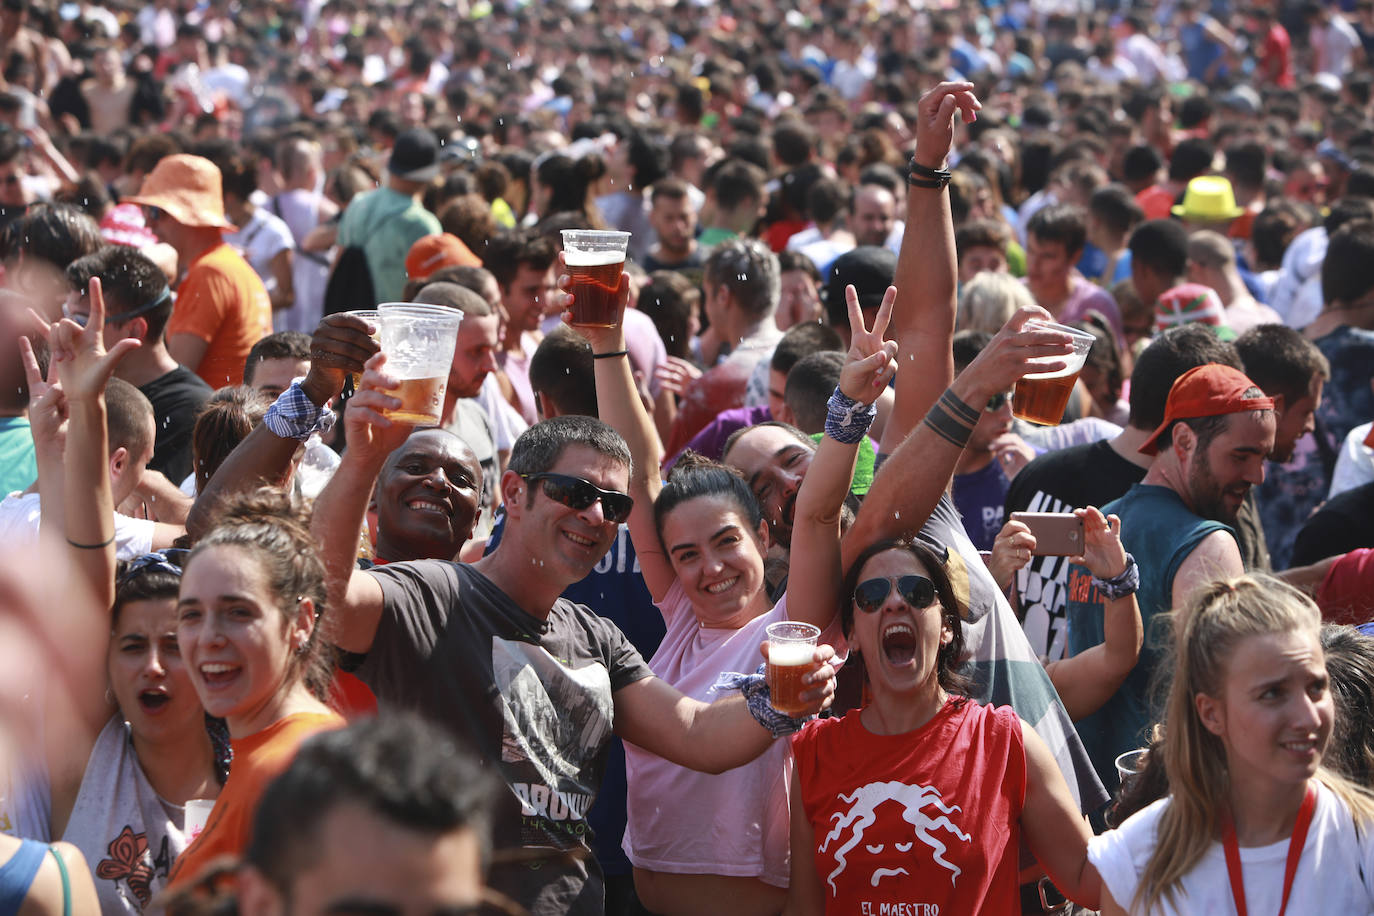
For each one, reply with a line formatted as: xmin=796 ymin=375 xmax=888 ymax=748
xmin=1064 ymin=363 xmax=1275 ymax=792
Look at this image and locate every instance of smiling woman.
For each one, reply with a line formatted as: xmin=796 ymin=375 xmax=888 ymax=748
xmin=166 ymin=489 xmax=344 ymax=891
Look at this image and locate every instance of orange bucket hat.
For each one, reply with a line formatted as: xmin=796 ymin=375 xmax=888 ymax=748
xmin=123 ymin=154 xmax=237 ymax=231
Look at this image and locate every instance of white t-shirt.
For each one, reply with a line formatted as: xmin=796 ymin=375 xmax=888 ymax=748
xmin=224 ymin=208 xmax=295 ymax=298
xmin=0 ymin=492 xmax=153 ymax=561
xmin=1331 ymin=422 xmax=1374 ymax=499
xmin=1089 ymin=783 xmax=1374 ymax=915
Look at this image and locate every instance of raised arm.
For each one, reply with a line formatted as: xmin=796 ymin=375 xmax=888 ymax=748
xmin=310 ymin=352 xmax=413 ymax=654
xmin=844 ymin=307 xmax=1073 ymax=568
xmin=568 ymin=259 xmax=676 ymax=602
xmin=879 ymin=81 xmax=981 ymax=454
xmin=613 ymin=644 xmax=837 ymax=774
xmin=187 ymin=312 xmax=378 ymax=537
xmin=787 ymin=285 xmax=898 ymax=630
xmin=1044 ymin=508 xmax=1143 ymax=720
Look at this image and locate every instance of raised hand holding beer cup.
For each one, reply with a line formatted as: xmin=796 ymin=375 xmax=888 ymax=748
xmin=946 ymin=306 xmax=1077 ymax=427
xmin=374 ymin=303 xmax=463 ymax=427
xmin=339 ymin=351 xmax=420 ymax=465
xmin=761 ymin=627 xmax=838 ymax=718
xmin=562 ymin=230 xmax=631 ymax=328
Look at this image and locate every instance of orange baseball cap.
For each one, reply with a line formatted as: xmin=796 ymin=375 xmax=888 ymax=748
xmin=1138 ymin=364 xmax=1275 ymax=456
xmin=405 ymin=233 xmax=481 ymax=280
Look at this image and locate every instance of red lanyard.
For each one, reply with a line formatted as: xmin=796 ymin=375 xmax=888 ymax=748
xmin=1219 ymin=783 xmax=1317 ymax=916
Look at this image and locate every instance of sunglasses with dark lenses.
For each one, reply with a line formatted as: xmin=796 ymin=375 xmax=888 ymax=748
xmin=853 ymin=575 xmax=938 ymax=614
xmin=520 ymin=473 xmax=634 ymax=524
xmin=985 ymin=391 xmax=1013 ymax=412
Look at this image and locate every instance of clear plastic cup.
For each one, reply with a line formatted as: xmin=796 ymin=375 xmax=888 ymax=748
xmin=342 ymin=309 xmax=380 ymax=387
xmin=376 ymin=303 xmax=462 ymax=427
xmin=765 ymin=621 xmax=821 ymax=717
xmin=1012 ymin=320 xmax=1098 ymax=426
xmin=562 ymin=229 xmax=631 ymax=327
xmin=1115 ymin=748 xmax=1149 ymax=787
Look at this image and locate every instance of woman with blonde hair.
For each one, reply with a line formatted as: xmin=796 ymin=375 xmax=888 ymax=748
xmin=1091 ymin=575 xmax=1374 ymax=914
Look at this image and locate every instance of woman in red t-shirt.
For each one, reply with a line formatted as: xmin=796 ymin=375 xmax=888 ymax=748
xmin=786 ymin=538 xmax=1101 ymax=915
xmin=167 ymin=490 xmax=344 ymax=889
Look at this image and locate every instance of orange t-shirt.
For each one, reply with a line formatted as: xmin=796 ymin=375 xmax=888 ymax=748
xmin=168 ymin=242 xmax=271 ymax=387
xmin=168 ymin=711 xmax=343 ymax=888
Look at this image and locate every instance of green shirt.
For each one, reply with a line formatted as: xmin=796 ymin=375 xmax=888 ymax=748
xmin=0 ymin=416 xmax=36 ymax=495
xmin=336 ymin=186 xmax=442 ymax=304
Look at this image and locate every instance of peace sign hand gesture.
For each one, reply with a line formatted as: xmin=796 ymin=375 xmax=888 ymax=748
xmin=838 ymin=284 xmax=899 ymax=407
xmin=18 ymin=333 xmax=66 ymax=455
xmin=38 ymin=278 xmax=141 ymax=404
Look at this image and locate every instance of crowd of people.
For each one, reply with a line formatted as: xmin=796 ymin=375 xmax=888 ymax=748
xmin=1 ymin=0 xmax=1374 ymax=914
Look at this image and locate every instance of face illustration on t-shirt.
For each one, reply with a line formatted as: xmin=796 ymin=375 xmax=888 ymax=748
xmin=491 ymin=635 xmax=614 ymax=850
xmin=818 ymin=779 xmax=972 ymax=898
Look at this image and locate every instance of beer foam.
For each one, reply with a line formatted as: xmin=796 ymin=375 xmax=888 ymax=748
xmin=769 ymin=642 xmax=815 ymax=666
xmin=1022 ymin=365 xmax=1081 ymax=380
xmin=565 ymin=248 xmax=627 ymax=267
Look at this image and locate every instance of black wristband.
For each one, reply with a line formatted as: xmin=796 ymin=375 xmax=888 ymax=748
xmin=907 ymin=157 xmax=951 ymax=190
xmin=592 ymin=350 xmax=630 ymax=360
xmin=67 ymin=533 xmax=116 ymax=550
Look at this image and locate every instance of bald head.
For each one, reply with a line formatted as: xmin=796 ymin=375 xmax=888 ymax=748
xmin=413 ymin=282 xmax=492 ymax=317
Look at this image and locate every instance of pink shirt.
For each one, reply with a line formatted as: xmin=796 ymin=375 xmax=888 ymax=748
xmin=622 ymin=581 xmax=844 ymax=884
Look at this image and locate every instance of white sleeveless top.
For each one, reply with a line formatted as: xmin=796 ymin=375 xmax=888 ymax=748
xmin=62 ymin=717 xmax=191 ymax=914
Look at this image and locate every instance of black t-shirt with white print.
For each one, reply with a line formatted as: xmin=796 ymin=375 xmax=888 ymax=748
xmin=1003 ymin=439 xmax=1145 ymax=660
xmin=359 ymin=560 xmax=653 ymax=916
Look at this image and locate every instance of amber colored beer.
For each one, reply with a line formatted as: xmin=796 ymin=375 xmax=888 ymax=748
xmin=567 ymin=250 xmax=626 ymax=327
xmin=1013 ymin=368 xmax=1080 ymax=426
xmin=384 ymin=375 xmax=447 ymax=427
xmin=767 ymin=642 xmax=815 ymax=717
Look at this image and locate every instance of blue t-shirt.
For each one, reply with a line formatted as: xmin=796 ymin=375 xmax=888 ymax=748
xmin=953 ymin=459 xmax=1011 ymax=553
xmin=1066 ymin=484 xmax=1231 ymax=791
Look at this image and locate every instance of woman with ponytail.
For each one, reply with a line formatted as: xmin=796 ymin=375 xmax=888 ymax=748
xmin=1091 ymin=575 xmax=1374 ymax=914
xmin=167 ymin=489 xmax=344 ymax=889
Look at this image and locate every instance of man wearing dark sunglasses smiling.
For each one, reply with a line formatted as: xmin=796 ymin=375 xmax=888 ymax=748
xmin=312 ymin=386 xmax=837 ymax=916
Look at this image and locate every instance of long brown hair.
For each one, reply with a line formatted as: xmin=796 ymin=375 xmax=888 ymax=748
xmin=1135 ymin=575 xmax=1374 ymax=914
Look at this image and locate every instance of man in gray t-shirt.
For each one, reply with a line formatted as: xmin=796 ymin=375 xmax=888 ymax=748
xmin=314 ymin=410 xmax=837 ymax=916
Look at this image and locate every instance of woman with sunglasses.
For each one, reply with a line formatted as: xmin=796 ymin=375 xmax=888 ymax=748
xmin=575 ymin=270 xmax=897 ymax=916
xmin=1090 ymin=576 xmax=1374 ymax=915
xmin=19 ymin=277 xmax=211 ymax=913
xmin=167 ymin=487 xmax=344 ymax=889
xmin=786 ymin=533 xmax=1119 ymax=914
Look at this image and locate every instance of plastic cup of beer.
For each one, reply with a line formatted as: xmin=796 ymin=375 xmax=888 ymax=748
xmin=1012 ymin=320 xmax=1098 ymax=426
xmin=765 ymin=621 xmax=821 ymax=717
xmin=376 ymin=303 xmax=462 ymax=427
xmin=562 ymin=229 xmax=630 ymax=327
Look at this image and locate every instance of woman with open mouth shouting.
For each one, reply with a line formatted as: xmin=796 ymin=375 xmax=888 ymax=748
xmin=578 ymin=267 xmax=897 ymax=916
xmin=786 ymin=537 xmax=1105 ymax=915
xmin=166 ymin=488 xmax=344 ymax=890
xmin=1090 ymin=576 xmax=1374 ymax=915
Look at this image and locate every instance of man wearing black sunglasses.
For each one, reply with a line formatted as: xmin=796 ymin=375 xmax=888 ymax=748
xmin=313 ymin=384 xmax=837 ymax=916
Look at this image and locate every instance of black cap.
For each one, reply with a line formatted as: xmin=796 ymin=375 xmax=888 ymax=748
xmin=823 ymin=246 xmax=896 ymax=325
xmin=388 ymin=128 xmax=440 ymax=182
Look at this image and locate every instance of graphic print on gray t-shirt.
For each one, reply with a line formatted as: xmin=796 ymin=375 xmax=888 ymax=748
xmin=494 ymin=635 xmax=614 ymax=846
xmin=358 ymin=559 xmax=652 ymax=916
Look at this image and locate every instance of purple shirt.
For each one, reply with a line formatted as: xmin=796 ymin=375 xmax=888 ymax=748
xmin=666 ymin=404 xmax=773 ymax=470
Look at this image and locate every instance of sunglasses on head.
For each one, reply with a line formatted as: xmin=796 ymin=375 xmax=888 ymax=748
xmin=852 ymin=575 xmax=938 ymax=615
xmin=520 ymin=472 xmax=634 ymax=524
xmin=985 ymin=391 xmax=1013 ymax=412
xmin=118 ymin=548 xmax=191 ymax=587
xmin=65 ymin=287 xmax=171 ymax=328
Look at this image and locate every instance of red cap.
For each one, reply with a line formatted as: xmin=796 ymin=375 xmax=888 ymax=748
xmin=1138 ymin=364 xmax=1276 ymax=456
xmin=405 ymin=233 xmax=481 ymax=281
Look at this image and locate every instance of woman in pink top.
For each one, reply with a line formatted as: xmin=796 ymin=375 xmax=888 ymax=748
xmin=581 ymin=275 xmax=898 ymax=916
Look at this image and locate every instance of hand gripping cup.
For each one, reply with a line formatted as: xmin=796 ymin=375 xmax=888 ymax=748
xmin=343 ymin=309 xmax=380 ymax=388
xmin=376 ymin=303 xmax=462 ymax=427
xmin=562 ymin=229 xmax=631 ymax=327
xmin=1013 ymin=320 xmax=1098 ymax=426
xmin=765 ymin=621 xmax=821 ymax=717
